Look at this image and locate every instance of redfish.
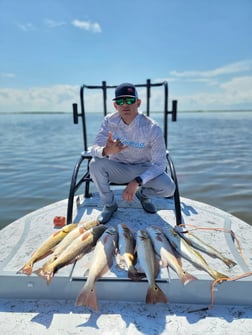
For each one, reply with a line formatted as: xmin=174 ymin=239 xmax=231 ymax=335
xmin=42 ymin=219 xmax=100 ymax=266
xmin=35 ymin=225 xmax=106 ymax=284
xmin=17 ymin=223 xmax=77 ymax=275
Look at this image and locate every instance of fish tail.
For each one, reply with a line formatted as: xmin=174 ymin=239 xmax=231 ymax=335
xmin=17 ymin=263 xmax=33 ymax=275
xmin=128 ymin=266 xmax=146 ymax=281
xmin=75 ymin=285 xmax=98 ymax=312
xmin=146 ymin=284 xmax=168 ymax=304
xmin=34 ymin=267 xmax=54 ymax=285
xmin=180 ymin=271 xmax=198 ymax=286
xmin=223 ymin=258 xmax=237 ymax=268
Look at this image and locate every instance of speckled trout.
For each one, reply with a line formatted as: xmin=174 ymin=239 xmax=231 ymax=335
xmin=163 ymin=227 xmax=229 ymax=280
xmin=175 ymin=226 xmax=237 ymax=268
xmin=117 ymin=223 xmax=144 ymax=280
xmin=136 ymin=229 xmax=168 ymax=304
xmin=75 ymin=226 xmax=118 ymax=311
xmin=146 ymin=226 xmax=197 ymax=285
xmin=35 ymin=225 xmax=106 ymax=284
xmin=17 ymin=223 xmax=77 ymax=275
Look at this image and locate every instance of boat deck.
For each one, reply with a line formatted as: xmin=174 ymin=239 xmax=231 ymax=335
xmin=1 ymin=191 xmax=252 ymax=334
xmin=1 ymin=298 xmax=252 ymax=335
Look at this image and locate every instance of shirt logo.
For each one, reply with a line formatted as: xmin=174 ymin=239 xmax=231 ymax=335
xmin=113 ymin=133 xmax=144 ymax=149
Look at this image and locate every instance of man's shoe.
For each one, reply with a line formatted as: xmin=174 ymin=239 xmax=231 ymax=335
xmin=97 ymin=202 xmax=118 ymax=224
xmin=136 ymin=189 xmax=156 ymax=214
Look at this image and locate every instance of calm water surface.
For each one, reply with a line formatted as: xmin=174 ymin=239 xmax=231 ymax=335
xmin=0 ymin=111 xmax=251 ymax=229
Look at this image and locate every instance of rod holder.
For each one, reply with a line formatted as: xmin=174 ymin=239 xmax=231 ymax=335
xmin=73 ymin=103 xmax=78 ymax=124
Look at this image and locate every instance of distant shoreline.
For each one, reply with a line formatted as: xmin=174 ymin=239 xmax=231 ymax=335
xmin=0 ymin=109 xmax=252 ymax=115
xmin=0 ymin=111 xmax=69 ymax=115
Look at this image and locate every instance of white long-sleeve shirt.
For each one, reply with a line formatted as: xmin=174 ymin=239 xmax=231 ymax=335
xmin=91 ymin=112 xmax=167 ymax=184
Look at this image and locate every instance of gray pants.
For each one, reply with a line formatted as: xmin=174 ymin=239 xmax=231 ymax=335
xmin=89 ymin=157 xmax=175 ymax=206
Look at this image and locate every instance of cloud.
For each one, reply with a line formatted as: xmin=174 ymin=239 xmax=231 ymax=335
xmin=220 ymin=76 xmax=252 ymax=104
xmin=17 ymin=23 xmax=35 ymax=32
xmin=177 ymin=76 xmax=252 ymax=109
xmin=221 ymin=76 xmax=252 ymax=92
xmin=0 ymin=85 xmax=79 ymax=113
xmin=1 ymin=76 xmax=252 ymax=113
xmin=0 ymin=73 xmax=16 ymax=78
xmin=170 ymin=60 xmax=252 ymax=78
xmin=1 ymin=61 xmax=252 ymax=113
xmin=16 ymin=19 xmax=101 ymax=33
xmin=71 ymin=19 xmax=102 ymax=33
xmin=163 ymin=60 xmax=252 ymax=109
xmin=0 ymin=84 xmax=117 ymax=114
xmin=44 ymin=19 xmax=66 ymax=28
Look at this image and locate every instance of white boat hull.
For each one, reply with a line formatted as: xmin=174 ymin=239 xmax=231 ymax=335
xmin=1 ymin=191 xmax=251 ymax=306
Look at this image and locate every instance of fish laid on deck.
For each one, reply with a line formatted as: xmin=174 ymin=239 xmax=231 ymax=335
xmin=41 ymin=220 xmax=100 ymax=267
xmin=75 ymin=226 xmax=118 ymax=311
xmin=136 ymin=229 xmax=168 ymax=304
xmin=175 ymin=226 xmax=237 ymax=268
xmin=146 ymin=226 xmax=197 ymax=285
xmin=17 ymin=223 xmax=77 ymax=275
xmin=162 ymin=227 xmax=229 ymax=280
xmin=35 ymin=225 xmax=106 ymax=284
xmin=117 ymin=223 xmax=144 ymax=280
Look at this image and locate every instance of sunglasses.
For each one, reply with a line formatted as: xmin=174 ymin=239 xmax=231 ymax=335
xmin=115 ymin=97 xmax=137 ymax=106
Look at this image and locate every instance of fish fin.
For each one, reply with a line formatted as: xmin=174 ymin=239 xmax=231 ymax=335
xmin=135 ymin=264 xmax=144 ymax=273
xmin=17 ymin=263 xmax=33 ymax=275
xmin=223 ymin=258 xmax=237 ymax=268
xmin=16 ymin=249 xmax=54 ymax=275
xmin=75 ymin=285 xmax=98 ymax=312
xmin=128 ymin=266 xmax=146 ymax=281
xmin=146 ymin=284 xmax=168 ymax=304
xmin=34 ymin=267 xmax=54 ymax=285
xmin=180 ymin=271 xmax=198 ymax=285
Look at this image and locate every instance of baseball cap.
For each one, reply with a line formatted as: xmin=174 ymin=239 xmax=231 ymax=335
xmin=113 ymin=83 xmax=138 ymax=100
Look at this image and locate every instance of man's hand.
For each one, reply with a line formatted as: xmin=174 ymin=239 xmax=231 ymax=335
xmin=122 ymin=180 xmax=138 ymax=201
xmin=102 ymin=132 xmax=127 ymax=156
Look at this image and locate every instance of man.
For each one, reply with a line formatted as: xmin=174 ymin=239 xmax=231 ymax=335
xmin=90 ymin=82 xmax=175 ymax=224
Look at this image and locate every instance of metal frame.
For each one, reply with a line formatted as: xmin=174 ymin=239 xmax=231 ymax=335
xmin=67 ymin=79 xmax=182 ymax=225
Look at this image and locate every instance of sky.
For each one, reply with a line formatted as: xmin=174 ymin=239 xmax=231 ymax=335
xmin=0 ymin=0 xmax=252 ymax=113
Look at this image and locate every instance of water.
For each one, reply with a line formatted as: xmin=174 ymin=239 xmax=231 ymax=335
xmin=1 ymin=111 xmax=251 ymax=229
